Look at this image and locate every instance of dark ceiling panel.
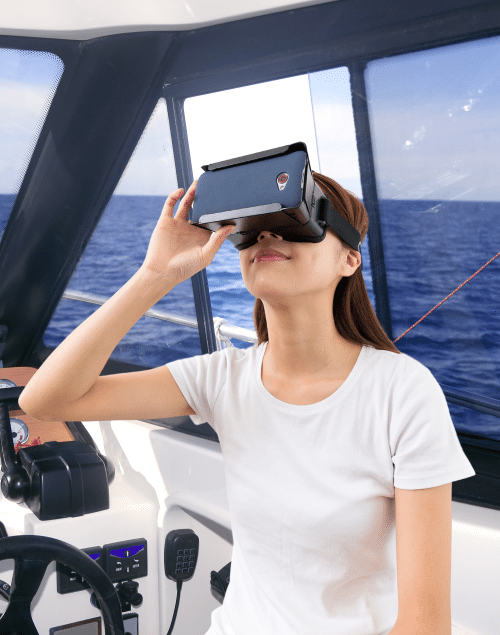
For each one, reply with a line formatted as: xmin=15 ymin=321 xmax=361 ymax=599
xmin=161 ymin=0 xmax=500 ymax=97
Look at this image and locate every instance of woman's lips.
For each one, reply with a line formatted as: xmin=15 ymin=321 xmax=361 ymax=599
xmin=253 ymin=247 xmax=289 ymax=262
xmin=254 ymin=255 xmax=289 ymax=262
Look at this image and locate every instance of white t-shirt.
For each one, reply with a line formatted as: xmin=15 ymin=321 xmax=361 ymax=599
xmin=167 ymin=342 xmax=475 ymax=635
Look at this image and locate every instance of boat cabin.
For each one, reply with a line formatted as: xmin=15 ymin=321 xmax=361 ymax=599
xmin=0 ymin=0 xmax=499 ymax=633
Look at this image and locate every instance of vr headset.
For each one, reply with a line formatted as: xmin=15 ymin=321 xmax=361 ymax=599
xmin=190 ymin=142 xmax=361 ymax=253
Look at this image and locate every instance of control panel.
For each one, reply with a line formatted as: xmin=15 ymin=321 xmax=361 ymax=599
xmin=103 ymin=539 xmax=148 ymax=582
xmin=57 ymin=547 xmax=103 ymax=594
xmin=56 ymin=539 xmax=147 ymax=594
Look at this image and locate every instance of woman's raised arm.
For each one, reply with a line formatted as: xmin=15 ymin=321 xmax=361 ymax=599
xmin=19 ymin=181 xmax=234 ymax=422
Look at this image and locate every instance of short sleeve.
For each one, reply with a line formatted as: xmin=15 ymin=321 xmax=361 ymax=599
xmin=166 ymin=349 xmax=228 ymax=429
xmin=390 ymin=363 xmax=476 ymax=489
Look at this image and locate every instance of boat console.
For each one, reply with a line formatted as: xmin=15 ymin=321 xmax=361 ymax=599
xmin=0 ymin=375 xmax=233 ymax=634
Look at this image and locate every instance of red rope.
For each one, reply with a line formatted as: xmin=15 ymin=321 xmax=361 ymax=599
xmin=393 ymin=250 xmax=500 ymax=343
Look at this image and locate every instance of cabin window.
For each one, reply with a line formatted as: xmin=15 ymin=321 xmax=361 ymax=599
xmin=184 ymin=69 xmax=370 ymax=347
xmin=365 ymin=35 xmax=500 ymax=440
xmin=44 ymin=98 xmax=202 ymax=368
xmin=308 ymin=66 xmax=374 ymax=307
xmin=0 ymin=48 xmax=63 ymax=239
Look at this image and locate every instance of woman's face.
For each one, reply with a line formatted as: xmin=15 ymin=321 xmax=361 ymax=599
xmin=239 ymin=228 xmax=360 ymax=304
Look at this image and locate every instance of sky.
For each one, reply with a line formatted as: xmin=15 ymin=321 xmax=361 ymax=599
xmin=184 ymin=74 xmax=321 ymax=183
xmin=0 ymin=48 xmax=63 ymax=195
xmin=365 ymin=35 xmax=500 ymax=201
xmin=1 ymin=34 xmax=500 ymax=201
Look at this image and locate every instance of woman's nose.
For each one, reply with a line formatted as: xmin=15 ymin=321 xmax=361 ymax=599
xmin=257 ymin=230 xmax=283 ymax=241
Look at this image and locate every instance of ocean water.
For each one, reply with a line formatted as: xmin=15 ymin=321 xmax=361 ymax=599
xmin=1 ymin=194 xmax=499 ymax=439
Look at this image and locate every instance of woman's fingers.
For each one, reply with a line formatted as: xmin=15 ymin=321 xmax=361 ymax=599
xmin=202 ymin=224 xmax=235 ymax=262
xmin=161 ymin=187 xmax=184 ymax=218
xmin=159 ymin=179 xmax=197 ymax=223
xmin=175 ymin=180 xmax=198 ymax=220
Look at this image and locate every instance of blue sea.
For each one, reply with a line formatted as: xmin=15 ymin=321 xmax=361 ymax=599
xmin=1 ymin=194 xmax=499 ymax=440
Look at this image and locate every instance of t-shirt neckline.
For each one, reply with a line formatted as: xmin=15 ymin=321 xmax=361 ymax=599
xmin=254 ymin=340 xmax=367 ymax=411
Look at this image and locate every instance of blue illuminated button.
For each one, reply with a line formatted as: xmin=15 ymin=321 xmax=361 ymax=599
xmin=109 ymin=545 xmax=144 ymax=559
xmin=103 ymin=539 xmax=148 ymax=582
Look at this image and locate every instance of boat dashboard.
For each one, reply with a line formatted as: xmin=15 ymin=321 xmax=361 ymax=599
xmin=0 ymin=384 xmax=232 ymax=634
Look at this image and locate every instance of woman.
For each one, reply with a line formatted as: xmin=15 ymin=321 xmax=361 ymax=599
xmin=19 ymin=174 xmax=475 ymax=635
xmin=242 ymin=170 xmax=399 ymax=408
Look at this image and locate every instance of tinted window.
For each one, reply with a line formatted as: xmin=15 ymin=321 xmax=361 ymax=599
xmin=44 ymin=98 xmax=201 ymax=367
xmin=308 ymin=66 xmax=374 ymax=306
xmin=0 ymin=48 xmax=63 ymax=238
xmin=366 ymin=36 xmax=500 ymax=438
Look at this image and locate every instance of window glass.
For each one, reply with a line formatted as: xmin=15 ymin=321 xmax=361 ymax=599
xmin=185 ymin=71 xmax=372 ymax=344
xmin=45 ymin=98 xmax=201 ymax=367
xmin=0 ymin=48 xmax=63 ymax=239
xmin=365 ymin=36 xmax=500 ymax=437
xmin=308 ymin=67 xmax=374 ymax=306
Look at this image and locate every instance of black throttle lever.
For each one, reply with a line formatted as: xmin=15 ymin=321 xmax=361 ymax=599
xmin=92 ymin=580 xmax=143 ymax=613
xmin=0 ymin=387 xmax=30 ymax=503
xmin=116 ymin=580 xmax=143 ymax=611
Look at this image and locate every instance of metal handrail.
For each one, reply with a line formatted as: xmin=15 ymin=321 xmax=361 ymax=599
xmin=442 ymin=384 xmax=500 ymax=419
xmin=62 ymin=289 xmax=498 ymax=419
xmin=62 ymin=288 xmax=258 ymax=349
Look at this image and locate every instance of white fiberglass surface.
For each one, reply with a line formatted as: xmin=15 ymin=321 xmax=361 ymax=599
xmin=0 ymin=0 xmax=337 ymax=40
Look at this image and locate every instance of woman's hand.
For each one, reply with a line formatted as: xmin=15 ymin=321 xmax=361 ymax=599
xmin=141 ymin=180 xmax=235 ymax=285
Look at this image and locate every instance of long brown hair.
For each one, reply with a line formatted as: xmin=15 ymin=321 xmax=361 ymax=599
xmin=253 ymin=171 xmax=400 ymax=353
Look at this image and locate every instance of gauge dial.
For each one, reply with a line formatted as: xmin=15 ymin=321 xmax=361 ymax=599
xmin=0 ymin=379 xmax=29 ymax=445
xmin=10 ymin=418 xmax=29 ymax=445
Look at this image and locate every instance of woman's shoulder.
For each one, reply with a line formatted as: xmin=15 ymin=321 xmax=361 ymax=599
xmin=362 ymin=344 xmax=433 ymax=381
xmin=221 ymin=342 xmax=264 ymax=363
xmin=168 ymin=341 xmax=257 ymax=368
xmin=202 ymin=341 xmax=263 ymax=365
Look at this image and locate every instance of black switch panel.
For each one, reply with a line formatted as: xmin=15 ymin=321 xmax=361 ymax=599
xmin=57 ymin=546 xmax=103 ymax=594
xmin=103 ymin=539 xmax=148 ymax=582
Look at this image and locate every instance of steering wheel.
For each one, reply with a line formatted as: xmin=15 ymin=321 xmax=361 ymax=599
xmin=0 ymin=535 xmax=124 ymax=635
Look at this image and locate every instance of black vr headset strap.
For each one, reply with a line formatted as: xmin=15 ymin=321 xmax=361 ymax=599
xmin=319 ymin=198 xmax=361 ymax=252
